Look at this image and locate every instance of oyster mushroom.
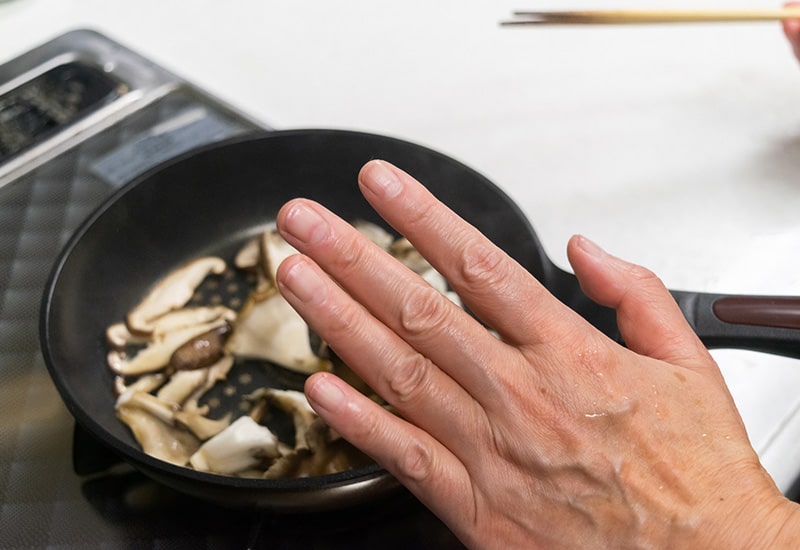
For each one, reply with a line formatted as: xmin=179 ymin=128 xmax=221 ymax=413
xmin=174 ymin=409 xmax=231 ymax=441
xmin=189 ymin=415 xmax=280 ymax=475
xmin=126 ymin=257 xmax=226 ymax=335
xmin=234 ymin=236 xmax=261 ymax=271
xmin=226 ymin=288 xmax=331 ymax=374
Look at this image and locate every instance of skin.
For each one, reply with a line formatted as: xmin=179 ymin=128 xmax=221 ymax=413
xmin=273 ymin=160 xmax=800 ymax=548
xmin=785 ymin=2 xmax=800 ymax=61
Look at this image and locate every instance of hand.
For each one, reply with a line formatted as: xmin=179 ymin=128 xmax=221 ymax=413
xmin=784 ymin=2 xmax=800 ymax=61
xmin=275 ymin=160 xmax=800 ymax=548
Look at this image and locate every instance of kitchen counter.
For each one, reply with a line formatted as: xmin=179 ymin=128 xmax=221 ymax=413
xmin=2 ymin=0 xmax=800 ymax=544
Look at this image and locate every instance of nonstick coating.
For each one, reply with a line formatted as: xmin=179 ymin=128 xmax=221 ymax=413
xmin=40 ymin=129 xmax=569 ymax=510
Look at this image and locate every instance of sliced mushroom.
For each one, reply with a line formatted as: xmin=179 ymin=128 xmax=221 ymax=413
xmin=263 ymin=439 xmax=372 ymax=479
xmin=234 ymin=236 xmax=261 ymax=271
xmin=248 ymin=388 xmax=317 ymax=450
xmin=106 ymin=323 xmax=148 ymax=349
xmin=126 ymin=257 xmax=226 ymax=335
xmin=169 ymin=322 xmax=232 ymax=372
xmin=182 ymin=354 xmax=235 ymax=412
xmin=189 ymin=415 xmax=280 ymax=475
xmin=226 ymin=289 xmax=331 ymax=375
xmin=259 ymin=229 xmax=297 ymax=284
xmin=116 ymin=395 xmax=200 ymax=467
xmin=114 ymin=372 xmax=167 ymax=399
xmin=174 ymin=410 xmax=231 ymax=441
xmin=156 ymin=368 xmax=212 ymax=405
xmin=108 ymin=319 xmax=231 ymax=376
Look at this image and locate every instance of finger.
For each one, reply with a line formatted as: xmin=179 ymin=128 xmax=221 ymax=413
xmin=276 ymin=197 xmax=523 ymax=401
xmin=357 ymin=160 xmax=584 ymax=348
xmin=304 ymin=371 xmax=475 ymax=534
xmin=783 ymin=2 xmax=800 ymax=60
xmin=566 ymin=235 xmax=713 ymax=368
xmin=277 ymin=253 xmax=492 ymax=456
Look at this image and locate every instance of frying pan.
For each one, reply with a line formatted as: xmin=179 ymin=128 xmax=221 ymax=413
xmin=40 ymin=129 xmax=800 ymax=511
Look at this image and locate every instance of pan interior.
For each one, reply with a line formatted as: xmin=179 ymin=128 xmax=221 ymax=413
xmin=41 ymin=129 xmax=545 ymax=493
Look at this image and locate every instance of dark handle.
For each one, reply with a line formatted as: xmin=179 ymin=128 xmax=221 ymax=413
xmin=671 ymin=291 xmax=800 ymax=358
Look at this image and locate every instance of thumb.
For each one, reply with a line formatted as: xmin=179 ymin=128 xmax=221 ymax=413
xmin=567 ymin=235 xmax=712 ymax=368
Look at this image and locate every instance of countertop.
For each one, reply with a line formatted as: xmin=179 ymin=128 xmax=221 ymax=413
xmin=2 ymin=0 xmax=800 ymax=505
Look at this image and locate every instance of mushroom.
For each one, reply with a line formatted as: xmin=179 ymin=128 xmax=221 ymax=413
xmin=259 ymin=228 xmax=297 ymax=283
xmin=248 ymin=388 xmax=317 ymax=450
xmin=226 ymin=288 xmax=331 ymax=375
xmin=107 ymin=318 xmax=231 ymax=377
xmin=169 ymin=322 xmax=232 ymax=372
xmin=234 ymin=236 xmax=261 ymax=271
xmin=189 ymin=415 xmax=281 ymax=475
xmin=115 ymin=392 xmax=201 ymax=466
xmin=126 ymin=257 xmax=226 ymax=335
xmin=174 ymin=410 xmax=231 ymax=441
xmin=106 ymin=323 xmax=148 ymax=349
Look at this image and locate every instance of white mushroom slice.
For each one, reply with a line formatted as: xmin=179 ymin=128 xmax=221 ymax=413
xmin=174 ymin=410 xmax=231 ymax=441
xmin=354 ymin=219 xmax=394 ymax=251
xmin=117 ymin=391 xmax=178 ymax=424
xmin=156 ymin=368 xmax=211 ymax=405
xmin=189 ymin=415 xmax=280 ymax=475
xmin=148 ymin=306 xmax=236 ymax=341
xmin=226 ymin=290 xmax=331 ymax=375
xmin=250 ymin=388 xmax=317 ymax=450
xmin=259 ymin=229 xmax=297 ymax=284
xmin=114 ymin=372 xmax=167 ymax=399
xmin=182 ymin=355 xmax=235 ymax=412
xmin=106 ymin=323 xmax=148 ymax=349
xmin=117 ymin=404 xmax=200 ymax=467
xmin=126 ymin=257 xmax=226 ymax=335
xmin=108 ymin=319 xmax=230 ymax=376
xmin=234 ymin=236 xmax=261 ymax=271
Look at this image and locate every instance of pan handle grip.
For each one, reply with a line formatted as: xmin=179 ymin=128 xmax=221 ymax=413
xmin=671 ymin=291 xmax=800 ymax=359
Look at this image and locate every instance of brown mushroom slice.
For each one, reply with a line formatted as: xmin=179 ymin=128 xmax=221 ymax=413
xmin=169 ymin=322 xmax=232 ymax=372
xmin=126 ymin=257 xmax=226 ymax=335
xmin=116 ymin=395 xmax=200 ymax=467
xmin=226 ymin=289 xmax=331 ymax=375
xmin=263 ymin=438 xmax=372 ymax=479
xmin=189 ymin=415 xmax=280 ymax=475
xmin=108 ymin=319 xmax=230 ymax=377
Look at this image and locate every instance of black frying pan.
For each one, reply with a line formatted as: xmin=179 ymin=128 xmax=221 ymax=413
xmin=40 ymin=129 xmax=800 ymax=511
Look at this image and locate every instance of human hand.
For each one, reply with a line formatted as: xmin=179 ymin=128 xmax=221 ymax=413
xmin=783 ymin=2 xmax=800 ymax=61
xmin=275 ymin=160 xmax=800 ymax=548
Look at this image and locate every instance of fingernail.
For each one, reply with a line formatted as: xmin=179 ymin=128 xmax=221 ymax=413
xmin=361 ymin=160 xmax=403 ymax=199
xmin=306 ymin=373 xmax=345 ymax=414
xmin=281 ymin=259 xmax=328 ymax=305
xmin=283 ymin=202 xmax=330 ymax=244
xmin=575 ymin=235 xmax=607 ymax=259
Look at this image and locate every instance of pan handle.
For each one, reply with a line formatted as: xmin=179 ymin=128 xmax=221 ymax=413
xmin=671 ymin=291 xmax=800 ymax=359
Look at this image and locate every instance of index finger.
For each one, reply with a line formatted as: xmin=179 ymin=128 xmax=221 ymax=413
xmin=357 ymin=160 xmax=588 ymax=347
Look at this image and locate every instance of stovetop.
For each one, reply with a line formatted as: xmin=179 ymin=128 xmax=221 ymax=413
xmin=0 ymin=29 xmax=463 ymax=548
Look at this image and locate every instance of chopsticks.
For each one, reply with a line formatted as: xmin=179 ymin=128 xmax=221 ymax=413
xmin=502 ymin=8 xmax=800 ymax=26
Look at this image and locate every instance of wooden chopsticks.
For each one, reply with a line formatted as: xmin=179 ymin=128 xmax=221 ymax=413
xmin=502 ymin=8 xmax=800 ymax=26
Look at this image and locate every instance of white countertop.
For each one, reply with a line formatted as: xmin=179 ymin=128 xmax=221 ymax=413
xmin=3 ymin=0 xmax=800 ymax=492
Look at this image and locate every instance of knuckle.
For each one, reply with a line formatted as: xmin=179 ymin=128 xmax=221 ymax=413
xmin=398 ymin=285 xmax=452 ymax=337
xmin=395 ymin=438 xmax=435 ymax=484
xmin=385 ymin=351 xmax=434 ymax=405
xmin=457 ymin=241 xmax=509 ymax=290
